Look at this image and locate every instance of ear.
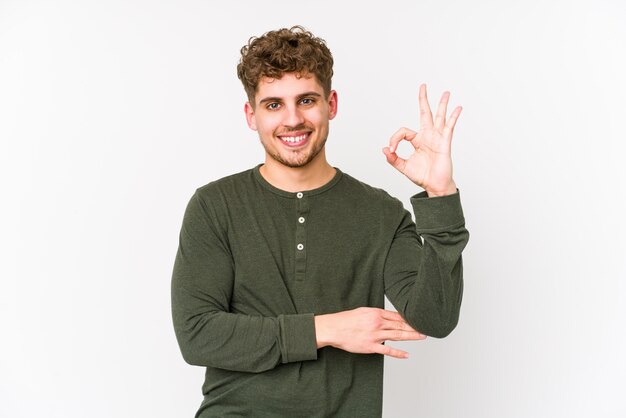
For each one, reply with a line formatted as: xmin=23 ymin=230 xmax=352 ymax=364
xmin=327 ymin=90 xmax=338 ymax=120
xmin=244 ymin=102 xmax=257 ymax=130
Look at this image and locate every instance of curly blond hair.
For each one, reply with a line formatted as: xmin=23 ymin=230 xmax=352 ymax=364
xmin=237 ymin=26 xmax=334 ymax=105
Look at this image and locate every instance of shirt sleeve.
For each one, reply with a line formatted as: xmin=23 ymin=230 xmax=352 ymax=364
xmin=171 ymin=191 xmax=318 ymax=373
xmin=383 ymin=190 xmax=469 ymax=338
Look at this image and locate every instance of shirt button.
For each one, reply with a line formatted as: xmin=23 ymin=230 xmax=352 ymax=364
xmin=297 ymin=243 xmax=304 ymax=250
xmin=296 ymin=192 xmax=303 ymax=198
xmin=298 ymin=217 xmax=305 ymax=224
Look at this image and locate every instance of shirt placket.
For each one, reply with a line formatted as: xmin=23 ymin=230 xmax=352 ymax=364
xmin=294 ymin=191 xmax=309 ymax=282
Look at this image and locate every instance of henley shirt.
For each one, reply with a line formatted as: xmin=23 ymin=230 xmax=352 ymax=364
xmin=171 ymin=165 xmax=469 ymax=418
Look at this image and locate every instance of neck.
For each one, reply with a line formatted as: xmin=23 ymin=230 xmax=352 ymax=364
xmin=260 ymin=150 xmax=336 ymax=192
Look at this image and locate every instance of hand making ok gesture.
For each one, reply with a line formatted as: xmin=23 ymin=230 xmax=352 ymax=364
xmin=382 ymin=84 xmax=462 ymax=197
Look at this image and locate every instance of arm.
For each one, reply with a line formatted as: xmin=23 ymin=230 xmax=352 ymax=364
xmin=311 ymin=193 xmax=467 ymax=357
xmin=381 ymin=84 xmax=468 ymax=337
xmin=384 ymin=192 xmax=468 ymax=337
xmin=171 ymin=192 xmax=317 ymax=373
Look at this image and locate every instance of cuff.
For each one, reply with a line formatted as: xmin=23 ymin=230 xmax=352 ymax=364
xmin=278 ymin=313 xmax=318 ymax=364
xmin=410 ymin=190 xmax=465 ymax=233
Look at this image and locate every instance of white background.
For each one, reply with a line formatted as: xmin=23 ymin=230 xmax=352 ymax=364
xmin=1 ymin=1 xmax=625 ymax=417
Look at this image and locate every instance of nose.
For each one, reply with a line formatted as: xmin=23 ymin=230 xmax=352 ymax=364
xmin=283 ymin=104 xmax=304 ymax=128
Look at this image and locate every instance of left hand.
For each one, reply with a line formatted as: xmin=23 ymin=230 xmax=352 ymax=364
xmin=382 ymin=84 xmax=462 ymax=197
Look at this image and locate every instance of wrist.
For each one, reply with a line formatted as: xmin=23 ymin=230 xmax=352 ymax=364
xmin=314 ymin=314 xmax=334 ymax=349
xmin=425 ymin=182 xmax=457 ymax=197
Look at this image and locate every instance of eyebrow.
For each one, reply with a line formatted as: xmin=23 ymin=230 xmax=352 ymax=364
xmin=258 ymin=91 xmax=323 ymax=105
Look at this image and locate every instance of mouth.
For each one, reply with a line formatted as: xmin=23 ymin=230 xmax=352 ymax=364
xmin=277 ymin=131 xmax=312 ymax=148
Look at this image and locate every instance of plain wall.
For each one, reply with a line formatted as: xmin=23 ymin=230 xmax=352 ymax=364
xmin=1 ymin=0 xmax=624 ymax=417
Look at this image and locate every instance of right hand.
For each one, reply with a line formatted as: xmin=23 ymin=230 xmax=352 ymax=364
xmin=314 ymin=307 xmax=427 ymax=359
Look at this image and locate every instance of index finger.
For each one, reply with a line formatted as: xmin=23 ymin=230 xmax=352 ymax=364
xmin=378 ymin=309 xmax=402 ymax=320
xmin=387 ymin=127 xmax=417 ymax=153
xmin=378 ymin=309 xmax=409 ymax=323
xmin=419 ymin=84 xmax=434 ymax=129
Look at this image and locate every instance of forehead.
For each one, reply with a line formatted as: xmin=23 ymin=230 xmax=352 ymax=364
xmin=255 ymin=73 xmax=324 ymax=103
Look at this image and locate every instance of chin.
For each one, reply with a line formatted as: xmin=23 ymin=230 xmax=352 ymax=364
xmin=266 ymin=140 xmax=326 ymax=169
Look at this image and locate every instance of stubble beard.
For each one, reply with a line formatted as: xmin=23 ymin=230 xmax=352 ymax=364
xmin=261 ymin=131 xmax=328 ymax=169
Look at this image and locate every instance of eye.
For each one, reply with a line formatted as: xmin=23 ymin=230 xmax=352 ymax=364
xmin=300 ymin=98 xmax=314 ymax=105
xmin=266 ymin=102 xmax=281 ymax=110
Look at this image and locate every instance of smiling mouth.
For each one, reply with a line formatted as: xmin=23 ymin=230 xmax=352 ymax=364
xmin=278 ymin=132 xmax=311 ymax=147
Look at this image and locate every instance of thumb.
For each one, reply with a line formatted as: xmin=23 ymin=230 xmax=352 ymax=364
xmin=382 ymin=147 xmax=406 ymax=174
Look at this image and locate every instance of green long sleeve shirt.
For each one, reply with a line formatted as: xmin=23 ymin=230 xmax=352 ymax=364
xmin=171 ymin=165 xmax=468 ymax=418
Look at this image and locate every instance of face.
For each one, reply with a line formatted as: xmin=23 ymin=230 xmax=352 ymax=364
xmin=244 ymin=73 xmax=338 ymax=168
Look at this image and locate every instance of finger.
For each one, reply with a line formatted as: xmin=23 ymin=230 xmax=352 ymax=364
xmin=382 ymin=146 xmax=407 ymax=174
xmin=379 ymin=329 xmax=427 ymax=342
xmin=378 ymin=309 xmax=405 ymax=322
xmin=387 ymin=127 xmax=417 ymax=153
xmin=434 ymin=91 xmax=450 ymax=131
xmin=443 ymin=105 xmax=463 ymax=139
xmin=372 ymin=343 xmax=410 ymax=359
xmin=419 ymin=84 xmax=434 ymax=129
xmin=378 ymin=311 xmax=420 ymax=333
xmin=381 ymin=318 xmax=419 ymax=333
xmin=378 ymin=314 xmax=426 ymax=337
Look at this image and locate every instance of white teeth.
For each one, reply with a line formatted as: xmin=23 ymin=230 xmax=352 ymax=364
xmin=280 ymin=134 xmax=308 ymax=143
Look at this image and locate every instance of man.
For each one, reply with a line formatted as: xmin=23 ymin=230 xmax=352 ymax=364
xmin=172 ymin=26 xmax=468 ymax=417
